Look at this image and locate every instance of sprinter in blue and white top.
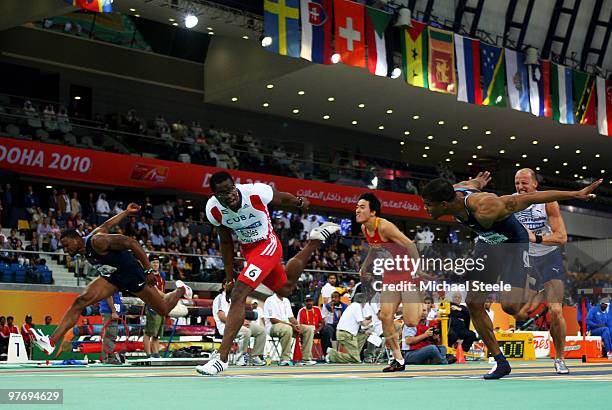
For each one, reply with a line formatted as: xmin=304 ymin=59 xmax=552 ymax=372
xmin=421 ymin=173 xmax=602 ymax=380
xmin=513 ymin=168 xmax=570 ymax=375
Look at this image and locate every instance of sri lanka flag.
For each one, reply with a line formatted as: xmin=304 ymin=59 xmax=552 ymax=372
xmin=300 ymin=0 xmax=333 ymax=64
xmin=454 ymin=34 xmax=481 ymax=104
xmin=66 ymin=0 xmax=113 ymax=13
xmin=264 ymin=0 xmax=301 ymax=58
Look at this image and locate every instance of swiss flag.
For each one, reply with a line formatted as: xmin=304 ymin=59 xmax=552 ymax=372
xmin=334 ymin=0 xmax=365 ymax=68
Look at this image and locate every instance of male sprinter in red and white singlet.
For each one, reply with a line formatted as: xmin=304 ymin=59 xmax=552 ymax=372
xmin=356 ymin=193 xmax=424 ymax=372
xmin=197 ymin=172 xmax=339 ymax=376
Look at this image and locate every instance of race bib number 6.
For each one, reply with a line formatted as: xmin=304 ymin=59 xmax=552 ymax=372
xmin=244 ymin=264 xmax=263 ymax=282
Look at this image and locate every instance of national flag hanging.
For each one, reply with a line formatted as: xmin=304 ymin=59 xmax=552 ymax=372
xmin=505 ymin=49 xmax=530 ymax=112
xmin=365 ymin=7 xmax=393 ymax=76
xmin=528 ymin=60 xmax=552 ymax=117
xmin=400 ymin=20 xmax=428 ymax=88
xmin=264 ymin=0 xmax=301 ymax=58
xmin=334 ymin=0 xmax=366 ymax=68
xmin=596 ymin=77 xmax=612 ymax=136
xmin=300 ymin=0 xmax=333 ymax=64
xmin=454 ymin=34 xmax=481 ymax=104
xmin=551 ymin=63 xmax=574 ymax=124
xmin=480 ymin=43 xmax=506 ymax=106
xmin=66 ymin=0 xmax=113 ymax=13
xmin=428 ymin=27 xmax=456 ymax=94
xmin=573 ymin=70 xmax=597 ymax=126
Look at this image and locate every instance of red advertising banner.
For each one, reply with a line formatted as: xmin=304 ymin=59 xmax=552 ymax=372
xmin=0 ymin=137 xmax=435 ymax=219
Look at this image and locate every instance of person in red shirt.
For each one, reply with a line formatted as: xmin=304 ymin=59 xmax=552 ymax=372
xmin=21 ymin=315 xmax=33 ymax=359
xmin=5 ymin=316 xmax=19 ymax=335
xmin=0 ymin=316 xmax=9 ymax=360
xmin=298 ymin=295 xmax=324 ymax=332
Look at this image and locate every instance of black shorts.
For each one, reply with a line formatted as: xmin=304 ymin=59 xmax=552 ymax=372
xmin=467 ymin=241 xmax=530 ymax=289
xmin=100 ymin=266 xmax=146 ymax=294
xmin=530 ymin=249 xmax=565 ymax=285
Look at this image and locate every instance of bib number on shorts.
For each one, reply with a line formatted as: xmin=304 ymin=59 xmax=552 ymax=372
xmin=244 ymin=264 xmax=263 ymax=282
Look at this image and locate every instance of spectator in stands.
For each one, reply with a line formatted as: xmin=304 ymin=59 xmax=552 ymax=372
xmin=321 ymin=274 xmax=338 ymax=305
xmin=112 ymin=201 xmax=124 ymax=216
xmin=142 ymin=197 xmax=154 ymax=219
xmin=96 ymin=193 xmax=110 ymax=225
xmin=2 ymin=184 xmax=13 ymax=223
xmin=70 ymin=192 xmax=81 ymax=217
xmin=83 ymin=193 xmax=96 ymax=224
xmin=43 ymin=105 xmax=57 ymax=131
xmin=402 ymin=306 xmax=452 ymax=365
xmin=586 ymin=297 xmax=612 ymax=359
xmin=320 ymin=292 xmax=348 ymax=353
xmin=21 ymin=315 xmax=33 ymax=359
xmin=447 ymin=293 xmax=477 ymax=354
xmin=213 ymin=281 xmax=266 ymax=366
xmin=44 ymin=316 xmax=52 ymax=325
xmin=144 ymin=257 xmax=166 ymax=359
xmin=57 ymin=106 xmax=71 ymax=133
xmin=298 ymin=295 xmax=324 ymax=335
xmin=425 ymin=295 xmax=438 ymax=321
xmin=99 ymin=292 xmax=123 ymax=364
xmin=24 ymin=186 xmax=39 ymax=215
xmin=485 ymin=297 xmax=495 ymax=324
xmin=37 ymin=217 xmax=51 ymax=250
xmin=174 ymin=199 xmax=187 ymax=222
xmin=80 ymin=318 xmax=93 ymax=336
xmin=47 ymin=188 xmax=58 ymax=212
xmin=326 ymin=293 xmax=371 ymax=363
xmin=0 ymin=234 xmax=12 ymax=263
xmin=25 ymin=237 xmax=41 ymax=265
xmin=57 ymin=189 xmax=71 ymax=220
xmin=264 ymin=292 xmax=316 ymax=366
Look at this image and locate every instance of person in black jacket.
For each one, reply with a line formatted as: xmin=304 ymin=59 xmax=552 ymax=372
xmin=447 ymin=293 xmax=477 ymax=353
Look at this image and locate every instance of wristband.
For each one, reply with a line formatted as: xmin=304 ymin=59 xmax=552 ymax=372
xmin=535 ymin=234 xmax=543 ymax=244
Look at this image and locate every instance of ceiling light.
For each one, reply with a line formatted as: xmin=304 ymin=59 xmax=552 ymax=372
xmin=543 ymin=158 xmax=549 ymax=162
xmin=485 ymin=130 xmax=492 ymax=135
xmin=400 ymin=141 xmax=405 ymax=145
xmin=532 ymin=140 xmax=538 ymax=145
xmin=328 ymin=97 xmax=335 ymax=102
xmin=445 ymin=158 xmax=451 ymax=162
xmin=424 ymin=146 xmax=430 ymax=150
xmin=378 ymin=125 xmax=385 ymax=130
xmin=472 ymin=154 xmax=477 ymax=158
xmin=208 ymin=31 xmax=214 ymax=35
xmin=451 ymin=140 xmax=458 ymax=145
xmin=468 ymin=162 xmax=473 ymax=166
xmin=168 ymin=18 xmax=175 ymax=22
xmin=130 ymin=8 xmax=136 ymax=12
xmin=522 ymin=154 xmax=527 ymax=158
xmin=516 ymin=163 xmax=521 ymax=167
xmin=242 ymin=35 xmax=249 ymax=40
xmin=476 ymin=145 xmax=483 ymax=149
xmin=462 ymin=125 xmax=469 ymax=130
xmin=438 ymin=120 xmax=445 ymax=125
xmin=536 ymin=167 xmax=541 ymax=171
xmin=266 ymin=84 xmax=274 ymax=89
xmin=404 ymin=131 xmax=410 ymax=135
xmin=499 ymin=149 xmax=505 ymax=154
xmin=422 ymin=154 xmax=428 ymax=158
xmin=292 ymin=109 xmax=299 ymax=114
xmin=134 ymin=14 xmax=141 ymax=17
xmin=390 ymin=67 xmax=402 ymax=79
xmin=595 ymin=153 xmax=600 ymax=158
xmin=427 ymin=135 xmax=434 ymax=140
xmin=574 ymin=174 xmax=579 ymax=178
xmin=172 ymin=22 xmax=179 ymax=26
xmin=576 ymin=149 xmax=581 ymax=154
xmin=323 ymin=115 xmax=330 ymax=120
xmin=601 ymin=170 xmax=605 ymax=174
xmin=386 ymin=109 xmax=393 ymax=114
xmin=555 ymin=170 xmax=560 ymax=174
xmin=45 ymin=185 xmax=53 ymax=189
xmin=331 ymin=53 xmax=341 ymax=64
xmin=554 ymin=145 xmax=560 ymax=149
xmin=262 ymin=103 xmax=269 ymax=107
xmin=261 ymin=36 xmax=273 ymax=47
xmin=580 ymin=176 xmax=584 ymax=179
xmin=563 ymin=162 xmax=568 ymax=166
xmin=74 ymin=96 xmax=81 ymax=100
xmin=358 ymin=103 xmax=365 ymax=108
xmin=413 ymin=115 xmax=420 ymax=120
xmin=582 ymin=165 xmax=587 ymax=170
xmin=207 ymin=27 xmax=213 ymax=31
xmin=352 ymin=120 xmax=358 ymax=125
xmin=449 ymin=151 xmax=454 ymax=155
xmin=231 ymin=97 xmax=238 ymax=102
xmin=298 ymin=90 xmax=305 ymax=95
xmin=510 ymin=135 xmax=516 ymax=140
xmin=184 ymin=14 xmax=198 ymax=29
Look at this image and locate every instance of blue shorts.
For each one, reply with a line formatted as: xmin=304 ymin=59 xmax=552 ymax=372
xmin=529 ymin=249 xmax=565 ymax=285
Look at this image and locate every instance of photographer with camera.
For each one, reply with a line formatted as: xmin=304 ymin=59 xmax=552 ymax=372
xmin=320 ymin=291 xmax=348 ymax=353
xmin=402 ymin=305 xmax=454 ymax=365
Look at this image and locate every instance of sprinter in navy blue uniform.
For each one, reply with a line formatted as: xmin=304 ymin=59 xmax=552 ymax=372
xmin=30 ymin=203 xmax=191 ymax=356
xmin=421 ymin=174 xmax=602 ymax=379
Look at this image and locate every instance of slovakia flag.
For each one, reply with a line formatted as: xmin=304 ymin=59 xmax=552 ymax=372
xmin=300 ymin=0 xmax=333 ymax=64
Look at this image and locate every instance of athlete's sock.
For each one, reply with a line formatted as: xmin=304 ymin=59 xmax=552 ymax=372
xmin=494 ymin=353 xmax=506 ymax=362
xmin=396 ymin=358 xmax=405 ymax=365
xmin=484 ymin=353 xmax=511 ymax=380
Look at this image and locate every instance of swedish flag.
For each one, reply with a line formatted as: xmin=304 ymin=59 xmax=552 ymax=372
xmin=264 ymin=0 xmax=300 ymax=58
